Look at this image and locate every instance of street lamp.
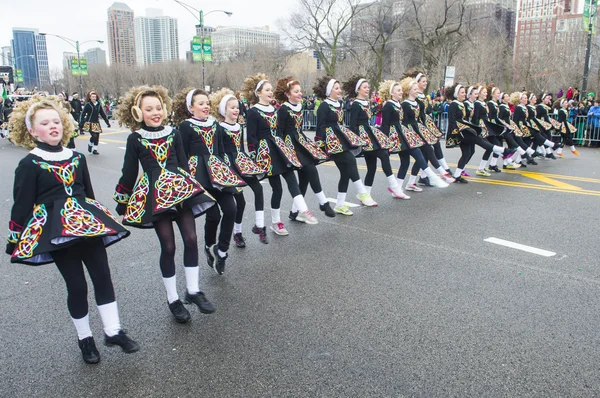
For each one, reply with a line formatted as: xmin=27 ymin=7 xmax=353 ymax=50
xmin=172 ymin=0 xmax=232 ymax=89
xmin=0 ymin=54 xmax=35 ymax=85
xmin=39 ymin=33 xmax=103 ymax=97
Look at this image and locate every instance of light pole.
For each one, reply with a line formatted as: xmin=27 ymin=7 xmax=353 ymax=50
xmin=0 ymin=54 xmax=34 ymax=85
xmin=39 ymin=33 xmax=103 ymax=97
xmin=172 ymin=0 xmax=232 ymax=89
xmin=582 ymin=1 xmax=597 ymax=97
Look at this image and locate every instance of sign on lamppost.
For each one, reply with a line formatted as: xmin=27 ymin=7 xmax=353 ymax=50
xmin=444 ymin=66 xmax=456 ymax=87
xmin=16 ymin=69 xmax=23 ymax=83
xmin=80 ymin=59 xmax=88 ymax=76
xmin=192 ymin=36 xmax=203 ymax=62
xmin=202 ymin=37 xmax=212 ymax=62
xmin=71 ymin=59 xmax=80 ymax=76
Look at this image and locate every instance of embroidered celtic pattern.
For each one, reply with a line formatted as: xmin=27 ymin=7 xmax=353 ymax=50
xmin=61 ymin=197 xmax=114 ymax=237
xmin=33 ymin=154 xmax=81 ymax=196
xmin=13 ymin=204 xmax=47 ymax=259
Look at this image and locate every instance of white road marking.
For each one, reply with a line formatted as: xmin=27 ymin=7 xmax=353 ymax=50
xmin=326 ymin=198 xmax=361 ymax=208
xmin=484 ymin=237 xmax=556 ymax=257
xmin=119 ymin=147 xmax=126 ymax=150
xmin=99 ymin=142 xmax=107 ymax=145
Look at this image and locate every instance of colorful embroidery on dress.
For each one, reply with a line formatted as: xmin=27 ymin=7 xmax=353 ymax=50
xmin=280 ymin=135 xmax=303 ymax=167
xmin=288 ymin=110 xmax=303 ymax=131
xmin=85 ymin=198 xmax=121 ymax=224
xmin=140 ymin=134 xmax=174 ymax=168
xmin=255 ymin=140 xmax=273 ymax=176
xmin=188 ymin=156 xmax=199 ymax=176
xmin=418 ymin=124 xmax=438 ymax=144
xmin=372 ymin=127 xmax=391 ymax=149
xmin=358 ymin=125 xmax=374 ymax=151
xmin=13 ymin=204 xmax=47 ymax=259
xmin=113 ymin=184 xmax=131 ymax=205
xmin=341 ymin=126 xmax=364 ymax=147
xmin=388 ymin=126 xmax=401 ymax=153
xmin=357 ymin=102 xmax=372 ymax=119
xmin=208 ymin=155 xmax=245 ymax=187
xmin=61 ymin=197 xmax=114 ymax=237
xmin=226 ymin=129 xmax=243 ymax=151
xmin=331 ymin=106 xmax=344 ymax=123
xmin=154 ymin=169 xmax=199 ymax=211
xmin=425 ymin=115 xmax=444 ymax=138
xmin=124 ymin=173 xmax=149 ymax=223
xmin=325 ymin=127 xmax=343 ymax=154
xmin=235 ymin=152 xmax=266 ymax=175
xmin=403 ymin=125 xmax=425 ymax=148
xmin=297 ymin=133 xmax=328 ymax=160
xmin=7 ymin=220 xmax=23 ymax=244
xmin=478 ymin=120 xmax=490 ymax=138
xmin=33 ymin=154 xmax=81 ymax=196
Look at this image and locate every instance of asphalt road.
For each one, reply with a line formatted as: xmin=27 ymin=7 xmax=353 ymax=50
xmin=1 ymin=128 xmax=600 ymax=397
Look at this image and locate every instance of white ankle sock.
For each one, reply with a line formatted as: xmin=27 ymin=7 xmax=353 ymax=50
xmin=478 ymin=159 xmax=488 ymax=170
xmin=336 ymin=192 xmax=347 ymax=207
xmin=365 ymin=186 xmax=372 ymax=194
xmin=557 ymin=147 xmax=563 ymax=154
xmin=525 ymin=147 xmax=535 ymax=155
xmin=439 ymin=158 xmax=449 ymax=170
xmin=516 ymin=154 xmax=522 ymax=163
xmin=396 ymin=178 xmax=404 ymax=188
xmin=218 ymin=249 xmax=227 ymax=258
xmin=72 ymin=314 xmax=93 ymax=340
xmin=492 ymin=145 xmax=504 ymax=155
xmin=544 ymin=140 xmax=555 ymax=148
xmin=353 ymin=180 xmax=367 ymax=194
xmin=184 ymin=266 xmax=200 ymax=294
xmin=291 ymin=202 xmax=298 ymax=213
xmin=163 ymin=276 xmax=179 ymax=304
xmin=271 ymin=208 xmax=281 ymax=223
xmin=490 ymin=157 xmax=498 ymax=167
xmin=570 ymin=145 xmax=576 ymax=151
xmin=255 ymin=211 xmax=264 ymax=228
xmin=453 ymin=168 xmax=463 ymax=178
xmin=315 ymin=191 xmax=328 ymax=205
xmin=408 ymin=175 xmax=418 ymax=185
xmin=234 ymin=222 xmax=243 ymax=234
xmin=292 ymin=195 xmax=308 ymax=213
xmin=420 ymin=169 xmax=427 ymax=178
xmin=424 ymin=167 xmax=436 ymax=179
xmin=436 ymin=166 xmax=446 ymax=176
xmin=386 ymin=175 xmax=399 ymax=188
xmin=97 ymin=302 xmax=121 ymax=337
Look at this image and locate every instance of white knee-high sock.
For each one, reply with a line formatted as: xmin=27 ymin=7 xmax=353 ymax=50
xmin=492 ymin=145 xmax=505 ymax=155
xmin=234 ymin=222 xmax=243 ymax=234
xmin=336 ymin=192 xmax=347 ymax=207
xmin=557 ymin=147 xmax=563 ymax=154
xmin=291 ymin=202 xmax=298 ymax=213
xmin=490 ymin=157 xmax=498 ymax=166
xmin=544 ymin=139 xmax=555 ymax=148
xmin=292 ymin=195 xmax=308 ymax=213
xmin=184 ymin=266 xmax=199 ymax=294
xmin=255 ymin=210 xmax=265 ymax=228
xmin=478 ymin=159 xmax=488 ymax=170
xmin=72 ymin=314 xmax=93 ymax=340
xmin=420 ymin=169 xmax=427 ymax=178
xmin=407 ymin=174 xmax=418 ymax=185
xmin=453 ymin=168 xmax=463 ymax=178
xmin=439 ymin=158 xmax=449 ymax=170
xmin=386 ymin=175 xmax=399 ymax=188
xmin=525 ymin=147 xmax=535 ymax=155
xmin=396 ymin=178 xmax=404 ymax=188
xmin=315 ymin=191 xmax=328 ymax=206
xmin=163 ymin=276 xmax=179 ymax=304
xmin=353 ymin=179 xmax=367 ymax=194
xmin=271 ymin=208 xmax=281 ymax=223
xmin=436 ymin=166 xmax=446 ymax=176
xmin=365 ymin=186 xmax=372 ymax=194
xmin=97 ymin=302 xmax=121 ymax=337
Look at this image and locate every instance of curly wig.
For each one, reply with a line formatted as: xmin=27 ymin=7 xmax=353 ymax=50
xmin=444 ymin=83 xmax=463 ymax=101
xmin=240 ymin=73 xmax=269 ymax=106
xmin=399 ymin=77 xmax=418 ymax=99
xmin=85 ymin=90 xmax=100 ymax=102
xmin=209 ymin=88 xmax=236 ymax=122
xmin=313 ymin=76 xmax=338 ymax=99
xmin=115 ymin=85 xmax=172 ymax=131
xmin=402 ymin=67 xmax=426 ymax=81
xmin=342 ymin=74 xmax=367 ymax=98
xmin=274 ymin=76 xmax=300 ymax=104
xmin=8 ymin=95 xmax=74 ymax=149
xmin=171 ymin=87 xmax=209 ymax=126
xmin=378 ymin=80 xmax=400 ymax=102
xmin=509 ymin=92 xmax=525 ymax=106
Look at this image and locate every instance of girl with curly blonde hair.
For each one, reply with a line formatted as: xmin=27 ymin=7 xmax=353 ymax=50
xmin=173 ymin=87 xmax=244 ymax=274
xmin=79 ymin=90 xmax=110 ymax=155
xmin=114 ymin=85 xmax=216 ymax=323
xmin=6 ymin=96 xmax=138 ymax=364
xmin=242 ymin=73 xmax=318 ymax=237
xmin=210 ymin=88 xmax=268 ymax=246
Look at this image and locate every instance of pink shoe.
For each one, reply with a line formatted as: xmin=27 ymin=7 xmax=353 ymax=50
xmin=442 ymin=173 xmax=456 ymax=183
xmin=461 ymin=170 xmax=470 ymax=177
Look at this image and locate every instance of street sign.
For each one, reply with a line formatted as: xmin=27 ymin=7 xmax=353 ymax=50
xmin=80 ymin=59 xmax=88 ymax=76
xmin=71 ymin=59 xmax=80 ymax=76
xmin=203 ymin=37 xmax=212 ymax=62
xmin=192 ymin=36 xmax=203 ymax=62
xmin=444 ymin=66 xmax=456 ymax=87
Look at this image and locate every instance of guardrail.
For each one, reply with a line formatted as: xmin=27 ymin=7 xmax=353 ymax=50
xmin=300 ymin=110 xmax=600 ymax=145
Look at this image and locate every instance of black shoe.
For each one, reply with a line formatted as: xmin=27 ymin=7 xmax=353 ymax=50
xmin=289 ymin=211 xmax=298 ymax=221
xmin=78 ymin=336 xmax=100 ymax=364
xmin=87 ymin=144 xmax=92 ymax=153
xmin=184 ymin=291 xmax=215 ymax=314
xmin=546 ymin=153 xmax=557 ymax=160
xmin=92 ymin=150 xmax=99 ymax=155
xmin=104 ymin=330 xmax=140 ymax=353
xmin=502 ymin=147 xmax=517 ymax=159
xmin=418 ymin=177 xmax=433 ymax=187
xmin=319 ymin=202 xmax=335 ymax=217
xmin=168 ymin=299 xmax=191 ymax=323
xmin=204 ymin=245 xmax=215 ymax=268
xmin=454 ymin=176 xmax=469 ymax=183
xmin=533 ymin=152 xmax=544 ymax=159
xmin=251 ymin=225 xmax=269 ymax=244
xmin=527 ymin=158 xmax=538 ymax=165
xmin=233 ymin=233 xmax=246 ymax=248
xmin=488 ymin=165 xmax=502 ymax=173
xmin=519 ymin=162 xmax=527 ymax=168
xmin=212 ymin=245 xmax=226 ymax=275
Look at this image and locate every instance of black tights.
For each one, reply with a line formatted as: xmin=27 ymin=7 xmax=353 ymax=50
xmin=52 ymin=239 xmax=115 ymax=319
xmin=411 ymin=144 xmax=441 ymax=176
xmin=433 ymin=141 xmax=445 ymax=160
xmin=482 ymin=135 xmax=501 ymax=161
xmin=457 ymin=132 xmax=496 ymax=169
xmin=235 ymin=176 xmax=264 ymax=225
xmin=153 ymin=209 xmax=198 ymax=278
xmin=89 ymin=132 xmax=100 ymax=146
xmin=331 ymin=151 xmax=361 ymax=193
xmin=398 ymin=148 xmax=428 ymax=179
xmin=269 ymin=170 xmax=301 ymax=209
xmin=364 ymin=150 xmax=393 ymax=187
xmin=204 ymin=190 xmax=236 ymax=252
xmin=298 ymin=163 xmax=323 ymax=195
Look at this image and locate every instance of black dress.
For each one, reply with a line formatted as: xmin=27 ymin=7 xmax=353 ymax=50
xmin=348 ymin=99 xmax=391 ymax=154
xmin=473 ymin=100 xmax=504 ymax=137
xmin=178 ymin=117 xmax=246 ymax=194
xmin=7 ymin=142 xmax=129 ymax=265
xmin=79 ymin=101 xmax=109 ymax=133
xmin=277 ymin=102 xmax=329 ymax=165
xmin=417 ymin=94 xmax=444 ymax=139
xmin=401 ymin=99 xmax=438 ymax=145
xmin=218 ymin=121 xmax=266 ymax=179
xmin=314 ymin=98 xmax=364 ymax=157
xmin=445 ymin=100 xmax=482 ymax=148
xmin=246 ymin=103 xmax=303 ymax=177
xmin=113 ymin=126 xmax=215 ymax=228
xmin=537 ymin=104 xmax=563 ymax=132
xmin=499 ymin=104 xmax=522 ymax=136
xmin=513 ymin=105 xmax=537 ymax=138
xmin=557 ymin=108 xmax=576 ymax=135
xmin=380 ymin=100 xmax=424 ymax=151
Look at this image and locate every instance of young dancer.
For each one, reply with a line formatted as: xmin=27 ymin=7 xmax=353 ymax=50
xmin=313 ymin=76 xmax=376 ymax=215
xmin=114 ymin=86 xmax=216 ymax=323
xmin=536 ymin=93 xmax=564 ymax=157
xmin=343 ymin=75 xmax=406 ymax=198
xmin=445 ymin=83 xmax=515 ymax=183
xmin=379 ymin=80 xmax=447 ymax=196
xmin=473 ymin=86 xmax=506 ymax=175
xmin=80 ymin=90 xmax=110 ymax=155
xmin=241 ymin=74 xmax=318 ymax=236
xmin=173 ymin=88 xmax=246 ymax=275
xmin=6 ymin=96 xmax=138 ymax=364
xmin=209 ymin=88 xmax=268 ymax=246
xmin=554 ymin=98 xmax=580 ymax=156
xmin=489 ymin=88 xmax=527 ymax=169
xmin=526 ymin=93 xmax=555 ymax=159
xmin=274 ymin=77 xmax=335 ymax=218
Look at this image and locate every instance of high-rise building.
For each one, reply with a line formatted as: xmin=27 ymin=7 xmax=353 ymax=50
xmin=211 ymin=26 xmax=280 ymax=62
xmin=134 ymin=9 xmax=179 ymax=66
xmin=84 ymin=47 xmax=107 ymax=66
xmin=465 ymin=0 xmax=517 ymax=48
xmin=62 ymin=51 xmax=78 ymax=71
xmin=1 ymin=46 xmax=12 ymax=67
xmin=11 ymin=27 xmax=50 ymax=88
xmin=107 ymin=2 xmax=136 ymax=66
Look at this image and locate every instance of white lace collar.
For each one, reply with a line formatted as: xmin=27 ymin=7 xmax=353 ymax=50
xmin=219 ymin=121 xmax=240 ymax=132
xmin=403 ymin=99 xmax=418 ymax=106
xmin=253 ymin=103 xmax=274 ymax=113
xmin=417 ymin=92 xmax=426 ymax=99
xmin=500 ymin=103 xmax=509 ymax=108
xmin=187 ymin=117 xmax=216 ymax=128
xmin=283 ymin=102 xmax=302 ymax=112
xmin=324 ymin=98 xmax=340 ymax=107
xmin=488 ymin=101 xmax=498 ymax=107
xmin=137 ymin=126 xmax=173 ymax=139
xmin=476 ymin=100 xmax=487 ymax=105
xmin=30 ymin=146 xmax=74 ymax=161
xmin=354 ymin=98 xmax=369 ymax=106
xmin=388 ymin=99 xmax=401 ymax=107
xmin=518 ymin=104 xmax=527 ymax=110
xmin=452 ymin=100 xmax=464 ymax=106
xmin=465 ymin=101 xmax=473 ymax=106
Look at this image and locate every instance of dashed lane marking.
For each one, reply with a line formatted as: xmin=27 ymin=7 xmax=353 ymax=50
xmin=484 ymin=237 xmax=556 ymax=257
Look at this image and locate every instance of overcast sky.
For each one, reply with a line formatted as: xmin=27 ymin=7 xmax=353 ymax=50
xmin=2 ymin=0 xmax=296 ymax=71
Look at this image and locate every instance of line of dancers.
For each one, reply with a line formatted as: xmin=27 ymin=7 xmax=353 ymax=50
xmin=5 ymin=70 xmax=578 ymax=364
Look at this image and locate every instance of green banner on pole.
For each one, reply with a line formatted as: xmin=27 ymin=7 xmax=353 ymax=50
xmin=584 ymin=0 xmax=597 ymax=34
xmin=192 ymin=36 xmax=203 ymax=62
xmin=71 ymin=59 xmax=80 ymax=76
xmin=203 ymin=37 xmax=212 ymax=62
xmin=16 ymin=69 xmax=23 ymax=83
xmin=80 ymin=59 xmax=88 ymax=76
